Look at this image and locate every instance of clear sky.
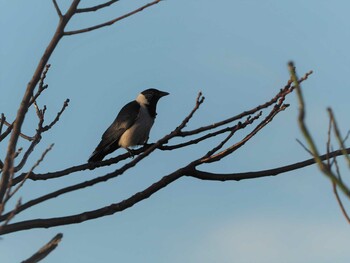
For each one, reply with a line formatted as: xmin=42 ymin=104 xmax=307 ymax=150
xmin=1 ymin=0 xmax=350 ymax=262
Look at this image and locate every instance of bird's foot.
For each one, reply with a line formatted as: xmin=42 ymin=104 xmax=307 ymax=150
xmin=126 ymin=148 xmax=136 ymax=158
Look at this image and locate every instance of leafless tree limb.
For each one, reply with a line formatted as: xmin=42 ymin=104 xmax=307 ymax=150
xmin=21 ymin=233 xmax=63 ymax=263
xmin=52 ymin=0 xmax=63 ymax=18
xmin=76 ymin=0 xmax=120 ymax=13
xmin=289 ymin=61 xmax=350 ymax=198
xmin=7 ymin=144 xmax=54 ymax=203
xmin=0 ymin=0 xmax=81 ymax=205
xmin=42 ymin=99 xmax=70 ymax=132
xmin=64 ymin=0 xmax=163 ymax=36
xmin=0 ymin=118 xmax=34 ymax=142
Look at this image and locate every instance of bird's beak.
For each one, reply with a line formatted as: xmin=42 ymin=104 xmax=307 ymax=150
xmin=159 ymin=91 xmax=169 ymax=97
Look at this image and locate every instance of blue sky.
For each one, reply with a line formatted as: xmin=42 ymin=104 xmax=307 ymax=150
xmin=1 ymin=0 xmax=350 ymax=262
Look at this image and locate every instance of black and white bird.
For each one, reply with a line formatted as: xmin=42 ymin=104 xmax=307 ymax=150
xmin=88 ymin=88 xmax=169 ymax=162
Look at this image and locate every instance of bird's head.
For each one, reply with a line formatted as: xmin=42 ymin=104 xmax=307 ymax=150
xmin=136 ymin=88 xmax=169 ymax=106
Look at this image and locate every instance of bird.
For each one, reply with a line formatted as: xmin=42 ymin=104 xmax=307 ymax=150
xmin=88 ymin=88 xmax=169 ymax=162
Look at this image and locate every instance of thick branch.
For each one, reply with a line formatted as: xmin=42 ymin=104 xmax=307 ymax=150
xmin=0 ymin=169 xmax=185 ymax=235
xmin=1 ymin=94 xmax=205 ymax=220
xmin=21 ymin=233 xmax=63 ymax=263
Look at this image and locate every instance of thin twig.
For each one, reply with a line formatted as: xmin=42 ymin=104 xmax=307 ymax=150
xmin=42 ymin=99 xmax=70 ymax=132
xmin=180 ymin=71 xmax=312 ymax=137
xmin=64 ymin=0 xmax=163 ymax=35
xmin=296 ymin=138 xmax=312 ymax=155
xmin=0 ymin=118 xmax=34 ymax=141
xmin=0 ymin=113 xmax=5 ymax=135
xmin=8 ymin=144 xmax=54 ymax=202
xmin=52 ymin=0 xmax=63 ymax=18
xmin=76 ymin=0 xmax=120 ymax=13
xmin=328 ymin=108 xmax=350 ymax=168
xmin=289 ymin=61 xmax=350 ymax=198
xmin=332 ymin=182 xmax=350 ymax=224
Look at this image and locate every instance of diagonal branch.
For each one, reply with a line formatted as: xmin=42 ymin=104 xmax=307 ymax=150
xmin=0 ymin=169 xmax=185 ymax=235
xmin=76 ymin=0 xmax=120 ymax=13
xmin=21 ymin=233 xmax=63 ymax=263
xmin=64 ymin=0 xmax=162 ymax=36
xmin=0 ymin=93 xmax=205 ymax=221
xmin=200 ymin=103 xmax=289 ymax=164
xmin=42 ymin=99 xmax=70 ymax=132
xmin=52 ymin=0 xmax=63 ymax=18
xmin=180 ymin=70 xmax=312 ymax=137
xmin=0 ymin=0 xmax=81 ymax=205
xmin=2 ymin=146 xmax=350 ymax=234
xmin=289 ymin=61 xmax=350 ymax=198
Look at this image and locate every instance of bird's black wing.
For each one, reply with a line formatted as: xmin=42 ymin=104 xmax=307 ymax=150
xmin=88 ymin=101 xmax=140 ymax=162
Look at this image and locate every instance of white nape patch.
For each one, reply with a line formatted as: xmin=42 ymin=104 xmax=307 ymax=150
xmin=118 ymin=105 xmax=154 ymax=148
xmin=136 ymin=93 xmax=149 ymax=105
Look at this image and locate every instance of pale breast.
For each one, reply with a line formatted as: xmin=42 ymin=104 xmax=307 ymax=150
xmin=118 ymin=106 xmax=154 ymax=148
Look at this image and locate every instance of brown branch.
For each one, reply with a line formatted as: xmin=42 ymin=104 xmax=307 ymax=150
xmin=0 ymin=113 xmax=5 ymax=135
xmin=7 ymin=144 xmax=54 ymax=203
xmin=14 ymin=134 xmax=42 ymax=173
xmin=76 ymin=0 xmax=120 ymax=13
xmin=180 ymin=71 xmax=312 ymax=137
xmin=1 ymin=93 xmax=205 ymax=221
xmin=29 ymin=64 xmax=51 ymax=106
xmin=21 ymin=233 xmax=63 ymax=263
xmin=0 ymin=118 xmax=34 ymax=142
xmin=0 ymin=169 xmax=185 ymax=235
xmin=200 ymin=103 xmax=289 ymax=164
xmin=1 ymin=147 xmax=349 ymax=233
xmin=290 ymin=61 xmax=350 ymax=198
xmin=42 ymin=99 xmax=70 ymax=132
xmin=190 ymin=147 xmax=350 ymax=181
xmin=0 ymin=0 xmax=81 ymax=204
xmin=52 ymin=0 xmax=63 ymax=18
xmin=0 ymin=198 xmax=21 ymax=228
xmin=328 ymin=108 xmax=350 ymax=167
xmin=64 ymin=0 xmax=163 ymax=36
xmin=333 ymin=182 xmax=350 ymax=224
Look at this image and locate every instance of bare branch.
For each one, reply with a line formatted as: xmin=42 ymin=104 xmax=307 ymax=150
xmin=333 ymin=182 xmax=350 ymax=224
xmin=328 ymin=108 xmax=350 ymax=168
xmin=296 ymin=138 xmax=312 ymax=155
xmin=64 ymin=0 xmax=163 ymax=36
xmin=190 ymin=147 xmax=350 ymax=182
xmin=21 ymin=233 xmax=63 ymax=263
xmin=1 ymin=146 xmax=350 ymax=234
xmin=0 ymin=113 xmax=5 ymax=135
xmin=289 ymin=61 xmax=350 ymax=198
xmin=52 ymin=0 xmax=63 ymax=18
xmin=8 ymin=144 xmax=54 ymax=202
xmin=0 ymin=169 xmax=185 ymax=235
xmin=0 ymin=118 xmax=34 ymax=142
xmin=0 ymin=0 xmax=80 ymax=204
xmin=181 ymin=71 xmax=312 ymax=137
xmin=76 ymin=0 xmax=120 ymax=13
xmin=1 ymin=94 xmax=205 ymax=220
xmin=0 ymin=198 xmax=21 ymax=228
xmin=200 ymin=104 xmax=289 ymax=164
xmin=42 ymin=99 xmax=70 ymax=132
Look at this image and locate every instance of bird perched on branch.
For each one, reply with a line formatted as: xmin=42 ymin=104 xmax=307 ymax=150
xmin=88 ymin=88 xmax=169 ymax=162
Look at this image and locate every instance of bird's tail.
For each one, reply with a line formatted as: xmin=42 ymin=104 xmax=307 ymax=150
xmin=88 ymin=150 xmax=105 ymax=163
